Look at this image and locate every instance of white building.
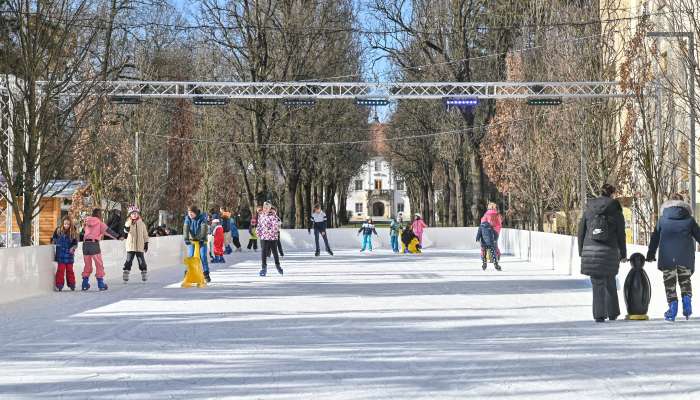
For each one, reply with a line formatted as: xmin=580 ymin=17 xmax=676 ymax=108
xmin=345 ymin=123 xmax=411 ymax=222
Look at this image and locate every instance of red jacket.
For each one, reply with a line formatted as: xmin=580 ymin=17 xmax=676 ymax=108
xmin=213 ymin=225 xmax=225 ymax=256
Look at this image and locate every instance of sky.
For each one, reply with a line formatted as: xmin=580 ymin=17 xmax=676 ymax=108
xmin=170 ymin=0 xmax=396 ymax=120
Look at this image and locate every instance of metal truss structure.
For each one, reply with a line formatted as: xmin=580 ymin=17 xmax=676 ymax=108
xmin=0 ymin=79 xmax=634 ymax=247
xmin=86 ymin=80 xmax=630 ymax=100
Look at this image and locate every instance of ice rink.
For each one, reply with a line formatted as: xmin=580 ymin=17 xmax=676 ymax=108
xmin=1 ymin=249 xmax=699 ymax=399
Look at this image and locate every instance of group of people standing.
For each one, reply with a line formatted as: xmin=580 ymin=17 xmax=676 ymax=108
xmin=356 ymin=213 xmax=428 ymax=254
xmin=578 ymin=184 xmax=697 ymax=322
xmin=52 ymin=206 xmax=149 ymax=292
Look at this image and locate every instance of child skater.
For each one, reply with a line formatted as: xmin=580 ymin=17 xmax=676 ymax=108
xmin=230 ymin=213 xmax=242 ymax=252
xmin=247 ymin=205 xmax=261 ymax=251
xmin=412 ymin=213 xmax=428 ymax=246
xmin=212 ymin=218 xmax=225 ymax=263
xmin=389 ymin=216 xmax=401 ymax=253
xmin=358 ymin=218 xmax=379 ymax=252
xmin=481 ymin=202 xmax=503 ymax=261
xmin=401 ymin=224 xmax=421 ymax=254
xmin=257 ymin=202 xmax=282 ymax=276
xmin=123 ymin=205 xmax=150 ymax=283
xmin=51 ymin=217 xmax=79 ymax=291
xmin=477 ymin=220 xmax=501 ymax=271
xmin=81 ymin=208 xmax=120 ymax=291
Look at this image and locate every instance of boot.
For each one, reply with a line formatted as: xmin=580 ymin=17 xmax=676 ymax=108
xmin=481 ymin=262 xmax=487 ymax=271
xmin=141 ymin=271 xmax=148 ymax=282
xmin=665 ymin=300 xmax=678 ymax=322
xmin=81 ymin=277 xmax=91 ymax=291
xmin=203 ymin=271 xmax=211 ymax=283
xmin=97 ymin=278 xmax=108 ymax=291
xmin=225 ymin=245 xmax=233 ymax=255
xmin=682 ymin=295 xmax=692 ymax=320
xmin=259 ymin=268 xmax=267 ymax=277
xmin=315 ymin=251 xmax=320 ymax=257
xmin=68 ymin=285 xmax=75 ymax=291
xmin=276 ymin=265 xmax=284 ymax=275
xmin=494 ymin=263 xmax=502 ymax=271
xmin=123 ymin=270 xmax=130 ymax=283
xmin=54 ymin=285 xmax=63 ymax=292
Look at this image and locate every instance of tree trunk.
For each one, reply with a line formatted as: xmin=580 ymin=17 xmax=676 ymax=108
xmin=284 ymin=173 xmax=300 ymax=228
xmin=337 ymin=184 xmax=348 ymax=226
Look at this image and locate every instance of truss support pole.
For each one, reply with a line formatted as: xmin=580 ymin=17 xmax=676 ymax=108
xmin=1 ymin=86 xmax=13 ymax=247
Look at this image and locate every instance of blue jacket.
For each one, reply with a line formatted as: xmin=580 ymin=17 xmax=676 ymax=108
xmin=476 ymin=222 xmax=496 ymax=247
xmin=51 ymin=230 xmax=78 ymax=264
xmin=230 ymin=218 xmax=240 ymax=237
xmin=183 ymin=213 xmax=208 ymax=243
xmin=647 ymin=201 xmax=700 ymax=272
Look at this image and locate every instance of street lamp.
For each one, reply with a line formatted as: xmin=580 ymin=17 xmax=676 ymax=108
xmin=646 ymin=31 xmax=697 ymax=214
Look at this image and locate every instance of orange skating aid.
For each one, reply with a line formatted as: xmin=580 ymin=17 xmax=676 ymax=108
xmin=182 ymin=242 xmax=207 ymax=288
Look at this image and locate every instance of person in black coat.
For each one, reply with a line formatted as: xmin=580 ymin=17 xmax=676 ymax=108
xmin=105 ymin=209 xmax=124 ymax=240
xmin=578 ymin=184 xmax=627 ymax=322
xmin=646 ymin=194 xmax=699 ymax=321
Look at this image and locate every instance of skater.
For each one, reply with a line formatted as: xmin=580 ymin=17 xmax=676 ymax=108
xmin=401 ymin=225 xmax=421 ymax=254
xmin=476 ymin=220 xmax=500 ymax=271
xmin=230 ymin=213 xmax=242 ymax=252
xmin=578 ymin=184 xmax=627 ymax=323
xmin=81 ymin=208 xmax=120 ymax=291
xmin=51 ymin=217 xmax=79 ymax=291
xmin=122 ymin=205 xmax=150 ymax=283
xmin=184 ymin=206 xmax=211 ymax=283
xmin=481 ymin=202 xmax=503 ymax=261
xmin=257 ymin=202 xmax=283 ymax=276
xmin=220 ymin=207 xmax=234 ymax=254
xmin=247 ymin=205 xmax=261 ymax=251
xmin=358 ymin=218 xmax=379 ymax=252
xmin=389 ymin=217 xmax=401 ymax=253
xmin=412 ymin=213 xmax=428 ymax=246
xmin=646 ymin=193 xmax=700 ymax=321
xmin=309 ymin=203 xmax=334 ymax=256
xmin=212 ymin=218 xmax=225 ymax=264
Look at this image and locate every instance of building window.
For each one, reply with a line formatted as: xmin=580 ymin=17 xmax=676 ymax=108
xmin=355 ymin=203 xmax=363 ymax=213
xmin=354 ymin=180 xmax=363 ymax=191
xmin=397 ymin=203 xmax=405 ymax=213
xmin=396 ymin=180 xmax=405 ymax=191
xmin=374 ymin=179 xmax=383 ymax=190
xmin=375 ymin=161 xmax=382 ymax=171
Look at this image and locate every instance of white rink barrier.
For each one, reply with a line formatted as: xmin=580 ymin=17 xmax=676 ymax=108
xmin=0 ymin=235 xmax=184 ymax=305
xmin=0 ymin=228 xmax=694 ymax=311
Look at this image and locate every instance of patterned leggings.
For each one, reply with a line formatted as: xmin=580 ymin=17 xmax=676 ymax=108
xmin=481 ymin=246 xmax=499 ymax=265
xmin=663 ymin=266 xmax=693 ymax=303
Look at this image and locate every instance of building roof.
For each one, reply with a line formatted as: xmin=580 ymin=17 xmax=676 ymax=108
xmin=370 ymin=122 xmax=388 ymax=155
xmin=0 ymin=178 xmax=86 ymax=199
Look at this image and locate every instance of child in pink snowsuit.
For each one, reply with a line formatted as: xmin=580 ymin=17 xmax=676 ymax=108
xmin=81 ymin=208 xmax=119 ymax=291
xmin=481 ymin=203 xmax=503 ymax=260
xmin=412 ymin=214 xmax=428 ymax=246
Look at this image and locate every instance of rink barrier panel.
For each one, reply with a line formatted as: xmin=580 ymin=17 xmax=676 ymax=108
xmin=0 ymin=228 xmax=689 ymax=312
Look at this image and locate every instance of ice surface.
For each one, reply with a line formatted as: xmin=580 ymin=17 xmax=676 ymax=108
xmin=0 ymin=249 xmax=699 ymax=399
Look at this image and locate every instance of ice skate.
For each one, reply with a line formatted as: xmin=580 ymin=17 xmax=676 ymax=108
xmin=682 ymin=295 xmax=692 ymax=320
xmin=141 ymin=271 xmax=148 ymax=282
xmin=276 ymin=266 xmax=284 ymax=275
xmin=665 ymin=300 xmax=678 ymax=322
xmin=259 ymin=268 xmax=267 ymax=277
xmin=81 ymin=277 xmax=90 ymax=291
xmin=203 ymin=271 xmax=211 ymax=283
xmin=97 ymin=278 xmax=108 ymax=291
xmin=123 ymin=270 xmax=130 ymax=283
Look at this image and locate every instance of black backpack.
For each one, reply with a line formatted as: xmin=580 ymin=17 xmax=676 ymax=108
xmin=589 ymin=212 xmax=610 ymax=242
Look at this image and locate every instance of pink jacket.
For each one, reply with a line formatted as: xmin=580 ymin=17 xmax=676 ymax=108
xmin=83 ymin=216 xmax=111 ymax=241
xmin=412 ymin=219 xmax=427 ymax=237
xmin=481 ymin=210 xmax=502 ymax=234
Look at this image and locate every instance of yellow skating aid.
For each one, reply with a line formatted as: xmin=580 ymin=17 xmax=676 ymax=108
xmin=182 ymin=242 xmax=207 ymax=288
xmin=625 ymin=314 xmax=649 ymax=321
xmin=407 ymin=238 xmax=421 ymax=254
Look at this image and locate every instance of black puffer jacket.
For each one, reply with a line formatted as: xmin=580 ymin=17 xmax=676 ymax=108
xmin=578 ymin=196 xmax=627 ymax=277
xmin=647 ymin=200 xmax=700 ymax=272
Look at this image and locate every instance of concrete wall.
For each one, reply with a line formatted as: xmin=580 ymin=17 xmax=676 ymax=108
xmin=0 ymin=228 xmax=692 ymax=317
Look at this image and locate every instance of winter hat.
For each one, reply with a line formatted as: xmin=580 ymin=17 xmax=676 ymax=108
xmin=212 ymin=219 xmax=221 ymax=224
xmin=414 ymin=213 xmax=422 ymax=218
xmin=127 ymin=205 xmax=140 ymax=215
